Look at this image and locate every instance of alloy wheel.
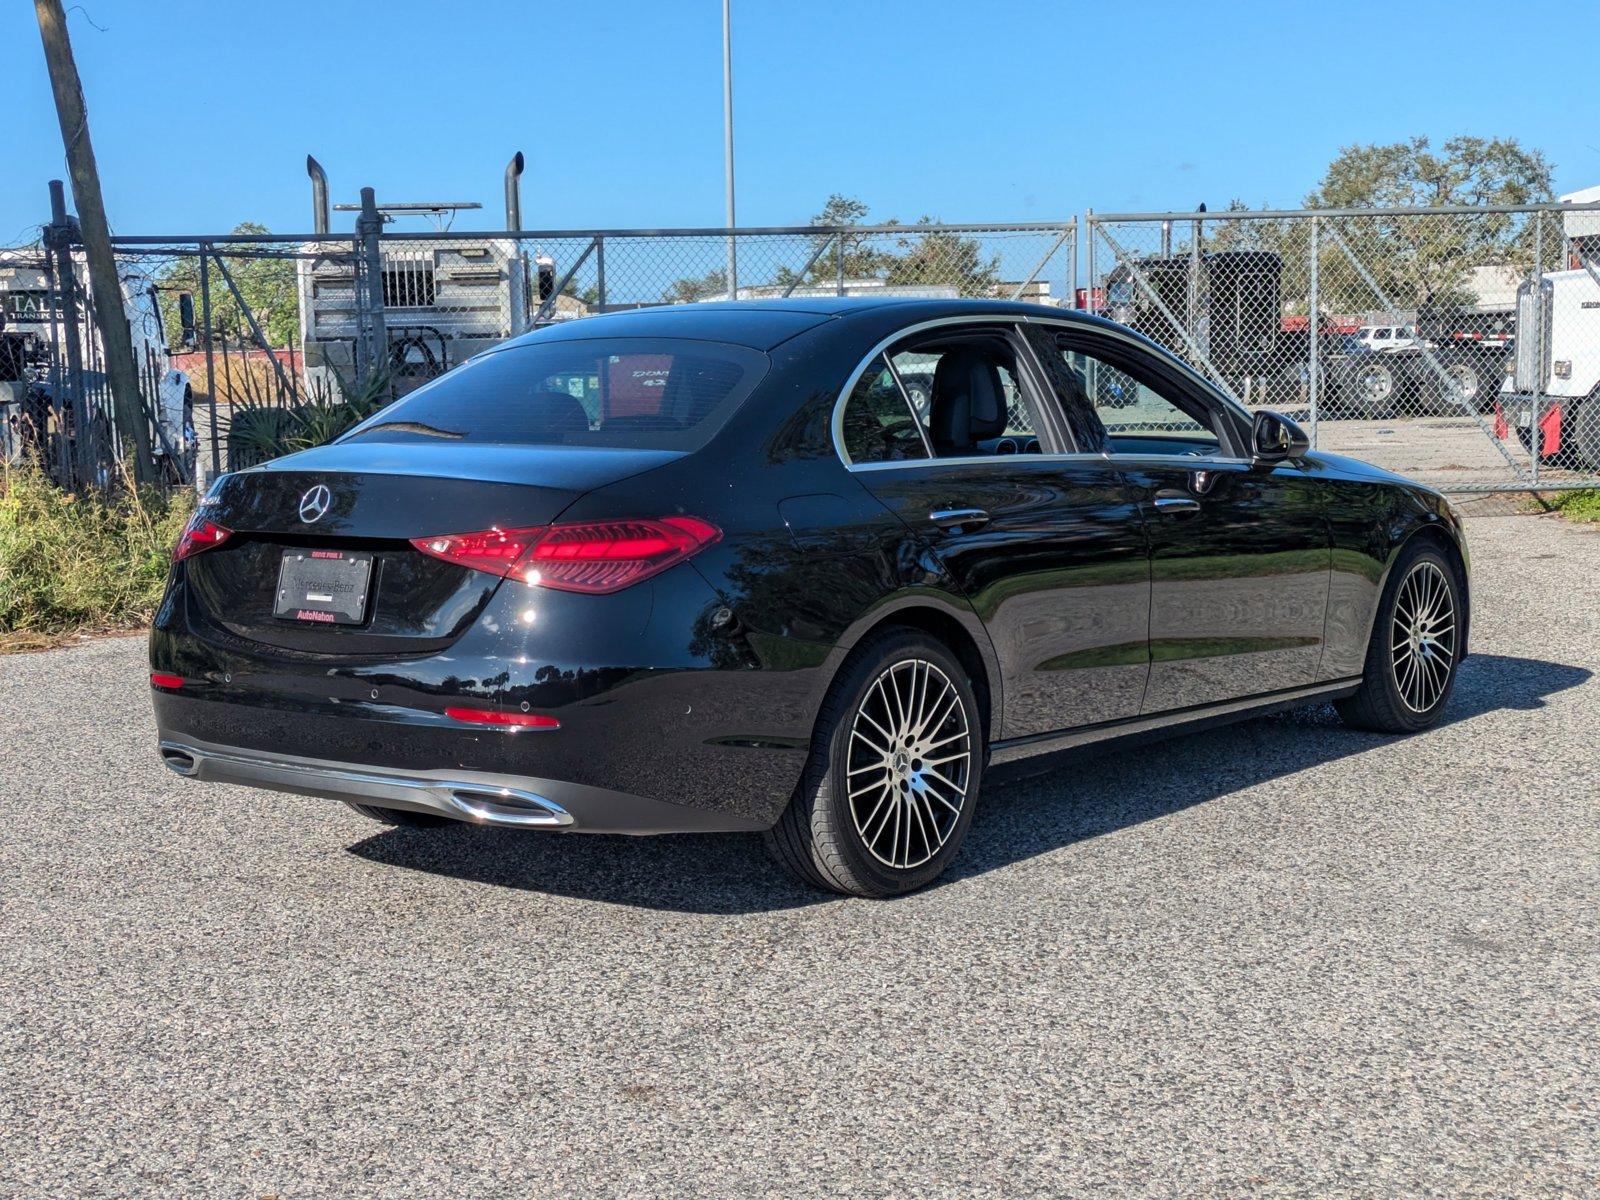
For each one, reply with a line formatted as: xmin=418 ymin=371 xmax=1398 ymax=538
xmin=1390 ymin=561 xmax=1457 ymax=713
xmin=846 ymin=659 xmax=972 ymax=870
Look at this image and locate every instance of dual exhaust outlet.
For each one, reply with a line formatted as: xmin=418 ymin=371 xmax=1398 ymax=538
xmin=158 ymin=741 xmax=572 ymax=829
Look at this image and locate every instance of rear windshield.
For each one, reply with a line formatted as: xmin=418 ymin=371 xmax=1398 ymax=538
xmin=342 ymin=337 xmax=769 ymax=451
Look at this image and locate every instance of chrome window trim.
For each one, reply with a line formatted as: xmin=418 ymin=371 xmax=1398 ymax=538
xmin=830 ymin=311 xmax=1259 ymax=472
xmin=847 ymin=451 xmax=1260 ymax=474
xmin=831 ymin=315 xmax=1030 ymax=469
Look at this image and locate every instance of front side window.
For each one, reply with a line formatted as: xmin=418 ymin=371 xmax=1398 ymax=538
xmin=839 ymin=354 xmax=928 ymax=464
xmin=342 ymin=337 xmax=767 ymax=451
xmin=1055 ymin=340 xmax=1223 ymax=457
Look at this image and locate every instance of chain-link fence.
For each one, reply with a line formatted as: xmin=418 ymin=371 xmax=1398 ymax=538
xmin=8 ymin=187 xmax=1600 ymax=498
xmin=1085 ymin=203 xmax=1600 ymax=493
xmin=1 ymin=209 xmax=1075 ymax=489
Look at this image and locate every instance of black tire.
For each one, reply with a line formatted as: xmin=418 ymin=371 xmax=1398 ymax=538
xmin=1336 ymin=541 xmax=1464 ymax=734
xmin=1568 ymin=397 xmax=1600 ymax=471
xmin=765 ymin=629 xmax=982 ymax=898
xmin=344 ymin=802 xmax=452 ymax=828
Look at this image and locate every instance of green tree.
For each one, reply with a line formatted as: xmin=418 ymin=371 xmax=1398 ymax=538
xmin=1305 ymin=136 xmax=1555 ymax=309
xmin=771 ymin=195 xmax=1001 ymax=298
xmin=158 ymin=222 xmax=300 ymax=349
xmin=662 ymin=267 xmax=727 ymax=304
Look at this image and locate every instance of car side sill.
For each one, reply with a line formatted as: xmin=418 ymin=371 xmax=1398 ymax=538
xmin=986 ymin=677 xmax=1363 ymax=773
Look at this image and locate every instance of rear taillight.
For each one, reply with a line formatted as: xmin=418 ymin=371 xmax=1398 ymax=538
xmin=410 ymin=526 xmax=545 ymax=577
xmin=174 ymin=517 xmax=231 ymax=562
xmin=411 ymin=516 xmax=721 ymax=594
xmin=444 ymin=706 xmax=560 ymax=730
xmin=150 ymin=672 xmax=184 ymax=689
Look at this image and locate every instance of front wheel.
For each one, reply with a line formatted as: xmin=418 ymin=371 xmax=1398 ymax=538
xmin=1337 ymin=543 xmax=1464 ymax=733
xmin=765 ymin=630 xmax=982 ymax=897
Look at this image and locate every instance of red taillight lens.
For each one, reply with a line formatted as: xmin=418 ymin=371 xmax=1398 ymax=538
xmin=411 ymin=516 xmax=720 ymax=594
xmin=410 ymin=526 xmax=546 ymax=577
xmin=444 ymin=706 xmax=560 ymax=730
xmin=174 ymin=517 xmax=231 ymax=562
xmin=525 ymin=517 xmax=721 ymax=594
xmin=150 ymin=672 xmax=184 ymax=689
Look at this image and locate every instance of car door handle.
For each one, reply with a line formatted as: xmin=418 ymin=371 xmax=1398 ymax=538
xmin=929 ymin=507 xmax=990 ymax=531
xmin=1151 ymin=491 xmax=1201 ymax=516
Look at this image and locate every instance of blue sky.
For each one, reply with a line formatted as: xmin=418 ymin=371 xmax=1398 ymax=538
xmin=5 ymin=0 xmax=1598 ymax=242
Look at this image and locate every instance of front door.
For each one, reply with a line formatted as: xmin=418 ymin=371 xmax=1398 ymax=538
xmin=1044 ymin=327 xmax=1332 ymax=714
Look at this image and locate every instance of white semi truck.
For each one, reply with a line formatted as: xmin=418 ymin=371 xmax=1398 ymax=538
xmin=296 ymin=155 xmax=552 ymax=400
xmin=1497 ymin=185 xmax=1600 ymax=470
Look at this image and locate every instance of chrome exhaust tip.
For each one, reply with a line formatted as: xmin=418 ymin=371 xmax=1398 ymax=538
xmin=159 ymin=743 xmax=200 ymax=777
xmin=444 ymin=785 xmax=572 ymax=828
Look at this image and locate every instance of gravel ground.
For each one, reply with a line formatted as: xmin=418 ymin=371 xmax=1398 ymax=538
xmin=2 ymin=514 xmax=1596 ymax=1199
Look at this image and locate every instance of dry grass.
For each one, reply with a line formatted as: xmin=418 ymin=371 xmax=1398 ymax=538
xmin=0 ymin=463 xmax=194 ymax=653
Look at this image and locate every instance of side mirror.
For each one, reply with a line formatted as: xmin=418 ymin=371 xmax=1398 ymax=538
xmin=1251 ymin=410 xmax=1310 ymax=463
xmin=178 ymin=293 xmax=197 ymax=349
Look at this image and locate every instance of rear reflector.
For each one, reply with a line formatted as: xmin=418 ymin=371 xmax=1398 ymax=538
xmin=150 ymin=672 xmax=185 ymax=689
xmin=174 ymin=517 xmax=232 ymax=563
xmin=411 ymin=516 xmax=721 ymax=594
xmin=444 ymin=706 xmax=560 ymax=730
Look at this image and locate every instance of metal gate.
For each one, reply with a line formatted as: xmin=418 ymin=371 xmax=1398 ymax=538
xmin=1084 ymin=203 xmax=1600 ymax=493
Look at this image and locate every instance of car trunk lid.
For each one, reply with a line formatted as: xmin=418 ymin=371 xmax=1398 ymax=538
xmin=185 ymin=442 xmax=679 ymax=656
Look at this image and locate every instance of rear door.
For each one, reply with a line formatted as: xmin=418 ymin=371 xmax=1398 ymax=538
xmin=838 ymin=320 xmax=1150 ymax=738
xmin=1043 ymin=325 xmax=1331 ymax=713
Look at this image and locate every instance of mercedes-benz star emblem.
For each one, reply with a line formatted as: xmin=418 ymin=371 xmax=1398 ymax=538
xmin=298 ymin=484 xmax=332 ymax=524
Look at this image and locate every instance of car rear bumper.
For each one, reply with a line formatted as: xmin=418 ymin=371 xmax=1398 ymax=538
xmin=155 ymin=730 xmax=770 ymax=834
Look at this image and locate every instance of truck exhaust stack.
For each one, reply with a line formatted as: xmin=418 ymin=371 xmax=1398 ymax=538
xmin=307 ymin=156 xmax=330 ymax=235
xmin=505 ymin=151 xmax=525 ymax=232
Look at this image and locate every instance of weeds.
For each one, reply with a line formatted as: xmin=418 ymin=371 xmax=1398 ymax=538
xmin=0 ymin=462 xmax=194 ymax=652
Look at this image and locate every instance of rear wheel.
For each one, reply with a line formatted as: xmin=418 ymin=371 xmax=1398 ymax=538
xmin=765 ymin=630 xmax=982 ymax=898
xmin=1336 ymin=543 xmax=1463 ymax=734
xmin=1351 ymin=357 xmax=1400 ymax=419
xmin=344 ymin=802 xmax=452 ymax=828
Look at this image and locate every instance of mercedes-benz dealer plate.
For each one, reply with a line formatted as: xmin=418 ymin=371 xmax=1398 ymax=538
xmin=273 ymin=550 xmax=373 ymax=625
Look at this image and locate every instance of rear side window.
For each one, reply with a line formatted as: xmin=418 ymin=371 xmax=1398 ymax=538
xmin=342 ymin=337 xmax=768 ymax=451
xmin=839 ymin=355 xmax=929 ymax=464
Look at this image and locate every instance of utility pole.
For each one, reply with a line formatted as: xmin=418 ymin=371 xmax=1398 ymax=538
xmin=722 ymin=0 xmax=737 ymax=300
xmin=35 ymin=0 xmax=154 ymax=483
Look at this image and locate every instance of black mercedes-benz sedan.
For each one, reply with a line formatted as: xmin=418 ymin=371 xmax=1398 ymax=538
xmin=151 ymin=298 xmax=1469 ymax=897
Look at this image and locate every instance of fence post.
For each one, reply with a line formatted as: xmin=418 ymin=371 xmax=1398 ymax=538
xmin=595 ymin=235 xmax=606 ymax=312
xmin=45 ymin=180 xmax=88 ymax=488
xmin=1084 ymin=210 xmax=1095 ymax=314
xmin=1530 ymin=214 xmax=1542 ymax=488
xmin=835 ymin=232 xmax=844 ymax=297
xmin=1308 ymin=215 xmax=1320 ymax=449
xmin=199 ymin=244 xmax=219 ymax=478
xmin=1187 ymin=209 xmax=1202 ymax=356
xmin=356 ymin=187 xmax=386 ymax=385
xmin=1068 ymin=221 xmax=1078 ymax=311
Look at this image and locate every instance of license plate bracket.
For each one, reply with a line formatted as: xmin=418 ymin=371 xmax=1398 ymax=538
xmin=273 ymin=550 xmax=373 ymax=625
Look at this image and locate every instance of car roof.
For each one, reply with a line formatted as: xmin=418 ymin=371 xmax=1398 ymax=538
xmin=499 ymin=297 xmax=1095 ymax=353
